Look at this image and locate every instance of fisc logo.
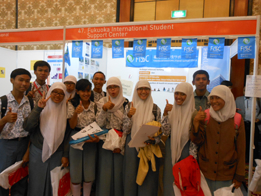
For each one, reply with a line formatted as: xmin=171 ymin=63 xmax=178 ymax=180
xmin=213 ymin=39 xmax=220 ymax=45
xmin=93 ymin=48 xmax=101 ymax=53
xmin=161 ymin=39 xmax=167 ymax=45
xmin=94 ymin=42 xmax=100 ymax=47
xmin=159 ymin=46 xmax=169 ymax=52
xmin=137 ymin=40 xmax=143 ymax=45
xmin=75 ymin=41 xmax=80 ymax=46
xmin=127 ymin=55 xmax=134 ymax=63
xmin=186 ymin=39 xmax=193 ymax=46
xmin=113 ymin=47 xmax=122 ymax=53
xmin=115 ymin=40 xmax=120 ymax=46
xmin=135 ymin=46 xmax=144 ymax=52
xmin=210 ymin=46 xmax=221 ymax=52
xmin=243 ymin=38 xmax=250 ymax=44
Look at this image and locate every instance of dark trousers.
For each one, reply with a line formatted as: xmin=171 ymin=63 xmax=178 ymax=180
xmin=245 ymin=121 xmax=260 ymax=163
xmin=0 ymin=138 xmax=29 ymax=196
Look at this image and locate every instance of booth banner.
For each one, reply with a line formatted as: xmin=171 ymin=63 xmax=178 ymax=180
xmin=207 ymin=38 xmax=225 ymax=59
xmin=72 ymin=41 xmax=83 ymax=58
xmin=112 ymin=39 xmax=124 ymax=58
xmin=238 ymin=37 xmax=255 ymax=59
xmin=86 ymin=42 xmax=90 ymax=57
xmin=91 ymin=40 xmax=103 ymax=58
xmin=181 ymin=39 xmax=197 ymax=59
xmin=156 ymin=38 xmax=171 ymax=58
xmin=126 ymin=49 xmax=198 ymax=68
xmin=133 ymin=39 xmax=147 ymax=57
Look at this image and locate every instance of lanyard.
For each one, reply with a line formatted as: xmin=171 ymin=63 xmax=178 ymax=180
xmin=33 ymin=82 xmax=49 ymax=96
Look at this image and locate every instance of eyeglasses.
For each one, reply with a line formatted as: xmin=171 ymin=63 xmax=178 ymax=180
xmin=64 ymin=82 xmax=75 ymax=86
xmin=137 ymin=87 xmax=150 ymax=92
xmin=51 ymin=91 xmax=65 ymax=97
xmin=107 ymin=85 xmax=119 ymax=90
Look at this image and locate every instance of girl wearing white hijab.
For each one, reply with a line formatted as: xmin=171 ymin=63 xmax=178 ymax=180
xmin=96 ymin=77 xmax=129 ymax=196
xmin=122 ymin=80 xmax=161 ymax=196
xmin=190 ymin=85 xmax=245 ymax=195
xmin=161 ymin=82 xmax=197 ymax=196
xmin=23 ymin=82 xmax=70 ymax=196
xmin=64 ymin=75 xmax=77 ymax=99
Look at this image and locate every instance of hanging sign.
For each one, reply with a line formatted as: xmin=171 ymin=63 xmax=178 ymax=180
xmin=133 ymin=39 xmax=147 ymax=57
xmin=156 ymin=38 xmax=171 ymax=58
xmin=207 ymin=37 xmax=225 ymax=59
xmin=91 ymin=40 xmax=103 ymax=58
xmin=72 ymin=41 xmax=83 ymax=58
xmin=181 ymin=38 xmax=197 ymax=59
xmin=238 ymin=37 xmax=255 ymax=59
xmin=112 ymin=39 xmax=124 ymax=58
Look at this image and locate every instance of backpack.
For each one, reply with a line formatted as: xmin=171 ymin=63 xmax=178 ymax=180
xmin=1 ymin=95 xmax=34 ymax=118
xmin=204 ymin=108 xmax=242 ymax=149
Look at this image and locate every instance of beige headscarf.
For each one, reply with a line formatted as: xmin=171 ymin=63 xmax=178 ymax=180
xmin=131 ymin=80 xmax=154 ymax=140
xmin=208 ymin=85 xmax=236 ymax=122
xmin=169 ymin=82 xmax=196 ymax=165
xmin=40 ymin=82 xmax=68 ymax=162
xmin=64 ymin=75 xmax=77 ymax=98
xmin=105 ymin=77 xmax=125 ymax=119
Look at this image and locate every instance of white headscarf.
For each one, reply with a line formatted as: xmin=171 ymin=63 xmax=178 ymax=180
xmin=64 ymin=75 xmax=77 ymax=98
xmin=40 ymin=82 xmax=68 ymax=162
xmin=131 ymin=80 xmax=154 ymax=140
xmin=169 ymin=82 xmax=196 ymax=165
xmin=208 ymin=85 xmax=236 ymax=122
xmin=105 ymin=77 xmax=125 ymax=119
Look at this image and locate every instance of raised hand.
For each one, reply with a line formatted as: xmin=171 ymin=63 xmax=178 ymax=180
xmin=127 ymin=102 xmax=136 ymax=118
xmin=74 ymin=100 xmax=84 ymax=114
xmin=103 ymin=96 xmax=115 ymax=111
xmin=38 ymin=91 xmax=51 ymax=108
xmin=194 ymin=106 xmax=206 ymax=122
xmin=27 ymin=85 xmax=40 ymax=98
xmin=163 ymin=99 xmax=173 ymax=116
xmin=4 ymin=107 xmax=17 ymax=123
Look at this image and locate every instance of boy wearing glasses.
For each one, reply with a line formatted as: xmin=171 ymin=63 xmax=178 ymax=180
xmin=26 ymin=61 xmax=51 ymax=104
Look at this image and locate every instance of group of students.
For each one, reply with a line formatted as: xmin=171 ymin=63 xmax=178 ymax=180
xmin=0 ymin=60 xmax=246 ymax=196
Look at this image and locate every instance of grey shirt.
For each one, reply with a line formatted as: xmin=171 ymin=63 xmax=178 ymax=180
xmin=194 ymin=90 xmax=210 ymax=111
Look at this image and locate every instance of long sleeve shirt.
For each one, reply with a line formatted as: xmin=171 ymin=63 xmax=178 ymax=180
xmin=190 ymin=116 xmax=245 ymax=182
xmin=23 ymin=106 xmax=71 ymax=158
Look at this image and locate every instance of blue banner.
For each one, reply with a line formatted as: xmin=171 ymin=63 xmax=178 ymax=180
xmin=72 ymin=41 xmax=83 ymax=58
xmin=181 ymin=39 xmax=197 ymax=59
xmin=238 ymin=37 xmax=255 ymax=59
xmin=156 ymin=38 xmax=171 ymax=58
xmin=91 ymin=40 xmax=103 ymax=58
xmin=126 ymin=49 xmax=198 ymax=68
xmin=112 ymin=39 xmax=124 ymax=58
xmin=133 ymin=39 xmax=147 ymax=57
xmin=207 ymin=38 xmax=225 ymax=59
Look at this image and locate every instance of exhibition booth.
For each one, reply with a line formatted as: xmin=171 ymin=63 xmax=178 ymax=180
xmin=0 ymin=16 xmax=260 ymax=194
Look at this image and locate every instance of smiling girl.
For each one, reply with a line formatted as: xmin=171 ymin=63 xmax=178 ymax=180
xmin=190 ymin=85 xmax=245 ymax=195
xmin=161 ymin=82 xmax=197 ymax=196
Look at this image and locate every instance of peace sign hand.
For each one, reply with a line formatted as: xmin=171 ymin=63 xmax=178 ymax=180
xmin=38 ymin=91 xmax=51 ymax=108
xmin=74 ymin=101 xmax=84 ymax=114
xmin=27 ymin=85 xmax=40 ymax=98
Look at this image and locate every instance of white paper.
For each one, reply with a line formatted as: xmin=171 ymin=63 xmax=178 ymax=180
xmin=71 ymin=122 xmax=104 ymax=140
xmin=128 ymin=124 xmax=160 ymax=148
xmin=245 ymin=75 xmax=261 ymax=98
